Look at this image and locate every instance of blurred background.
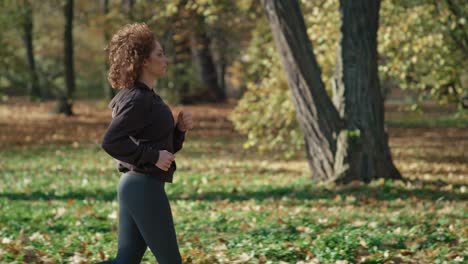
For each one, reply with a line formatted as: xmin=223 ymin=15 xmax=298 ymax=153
xmin=1 ymin=0 xmax=466 ymax=107
xmin=0 ymin=0 xmax=466 ymax=263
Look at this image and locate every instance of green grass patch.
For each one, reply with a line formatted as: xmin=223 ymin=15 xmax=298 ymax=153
xmin=386 ymin=109 xmax=468 ymax=128
xmin=0 ymin=139 xmax=466 ymax=263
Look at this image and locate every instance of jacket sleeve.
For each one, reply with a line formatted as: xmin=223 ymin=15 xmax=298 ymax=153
xmin=173 ymin=123 xmax=186 ymax=153
xmin=101 ymin=94 xmax=160 ymax=166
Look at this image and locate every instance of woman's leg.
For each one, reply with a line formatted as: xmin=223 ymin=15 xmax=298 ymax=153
xmin=96 ymin=177 xmax=148 ymax=264
xmin=113 ymin=202 xmax=148 ymax=263
xmin=117 ymin=171 xmax=182 ymax=264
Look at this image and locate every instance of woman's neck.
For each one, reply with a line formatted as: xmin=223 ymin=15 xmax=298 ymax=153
xmin=137 ymin=73 xmax=156 ymax=90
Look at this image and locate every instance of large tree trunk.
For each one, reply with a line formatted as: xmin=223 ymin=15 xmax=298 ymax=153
xmin=58 ymin=0 xmax=74 ymax=116
xmin=261 ymin=0 xmax=402 ymax=183
xmin=333 ymin=0 xmax=401 ymax=182
xmin=260 ymin=0 xmax=345 ymax=181
xmin=21 ymin=0 xmax=41 ymax=100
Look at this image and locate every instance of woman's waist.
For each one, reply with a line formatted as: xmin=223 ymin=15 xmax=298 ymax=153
xmin=131 ymin=136 xmax=174 ymax=153
xmin=116 ymin=159 xmax=176 ymax=176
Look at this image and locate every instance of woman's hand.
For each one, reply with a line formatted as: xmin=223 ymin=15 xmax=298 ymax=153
xmin=155 ymin=150 xmax=175 ymax=171
xmin=176 ymin=111 xmax=194 ymax=132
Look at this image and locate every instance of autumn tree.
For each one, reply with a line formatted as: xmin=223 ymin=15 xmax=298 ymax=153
xmin=259 ymin=0 xmax=401 ymax=183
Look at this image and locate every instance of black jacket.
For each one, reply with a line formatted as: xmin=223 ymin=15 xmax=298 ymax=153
xmin=101 ymin=81 xmax=186 ymax=183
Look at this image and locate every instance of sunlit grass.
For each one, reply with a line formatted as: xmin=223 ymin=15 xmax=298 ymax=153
xmin=0 ymin=99 xmax=466 ymax=263
xmin=1 ymin=133 xmax=466 ymax=263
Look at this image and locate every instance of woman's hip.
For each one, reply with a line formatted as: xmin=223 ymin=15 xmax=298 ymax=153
xmin=118 ymin=171 xmax=166 ymax=201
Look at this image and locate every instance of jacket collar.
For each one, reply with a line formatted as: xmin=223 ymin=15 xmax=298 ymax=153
xmin=134 ymin=80 xmax=152 ymax=91
xmin=108 ymin=80 xmax=160 ymax=109
xmin=134 ymin=80 xmax=162 ymax=100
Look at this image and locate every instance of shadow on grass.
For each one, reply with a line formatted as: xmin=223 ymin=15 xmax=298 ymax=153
xmin=395 ymin=152 xmax=468 ymax=165
xmin=0 ymin=189 xmax=118 ymax=202
xmin=1 ymin=184 xmax=466 ymax=202
xmin=172 ymin=184 xmax=467 ymax=202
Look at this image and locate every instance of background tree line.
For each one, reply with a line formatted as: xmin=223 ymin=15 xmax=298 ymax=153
xmin=0 ymin=0 xmax=465 ymax=108
xmin=0 ymin=0 xmax=260 ymax=113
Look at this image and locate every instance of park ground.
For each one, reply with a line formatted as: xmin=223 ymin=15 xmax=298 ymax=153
xmin=0 ymin=98 xmax=466 ymax=263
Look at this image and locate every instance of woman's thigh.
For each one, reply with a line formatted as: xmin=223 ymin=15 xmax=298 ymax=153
xmin=117 ymin=172 xmax=182 ymax=264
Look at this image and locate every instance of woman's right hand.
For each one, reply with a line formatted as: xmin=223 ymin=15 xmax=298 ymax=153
xmin=155 ymin=150 xmax=175 ymax=171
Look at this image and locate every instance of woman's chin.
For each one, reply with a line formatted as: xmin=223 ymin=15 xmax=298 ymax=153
xmin=154 ymin=72 xmax=166 ymax=78
xmin=157 ymin=69 xmax=167 ymax=77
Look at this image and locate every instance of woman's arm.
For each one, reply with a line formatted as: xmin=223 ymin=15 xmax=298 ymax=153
xmin=101 ymin=94 xmax=160 ymax=166
xmin=173 ymin=124 xmax=186 ymax=153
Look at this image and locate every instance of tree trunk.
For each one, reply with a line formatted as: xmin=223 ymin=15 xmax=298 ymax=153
xmin=59 ymin=0 xmax=74 ymax=116
xmin=172 ymin=0 xmax=193 ymax=104
xmin=210 ymin=25 xmax=228 ymax=101
xmin=260 ymin=0 xmax=345 ymax=181
xmin=102 ymin=0 xmax=115 ymax=100
xmin=261 ymin=0 xmax=402 ymax=183
xmin=192 ymin=14 xmax=225 ymax=102
xmin=121 ymin=0 xmax=135 ymax=20
xmin=21 ymin=0 xmax=41 ymax=100
xmin=333 ymin=0 xmax=401 ymax=183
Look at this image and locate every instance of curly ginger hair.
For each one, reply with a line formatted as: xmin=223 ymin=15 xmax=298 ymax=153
xmin=106 ymin=23 xmax=156 ymax=89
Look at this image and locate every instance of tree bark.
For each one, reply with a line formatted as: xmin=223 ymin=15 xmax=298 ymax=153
xmin=261 ymin=0 xmax=402 ymax=183
xmin=21 ymin=0 xmax=41 ymax=100
xmin=59 ymin=0 xmax=74 ymax=116
xmin=260 ymin=0 xmax=345 ymax=181
xmin=192 ymin=13 xmax=225 ymax=102
xmin=172 ymin=0 xmax=194 ymax=104
xmin=211 ymin=25 xmax=227 ymax=100
xmin=102 ymin=0 xmax=115 ymax=100
xmin=333 ymin=0 xmax=401 ymax=183
xmin=121 ymin=0 xmax=135 ymax=20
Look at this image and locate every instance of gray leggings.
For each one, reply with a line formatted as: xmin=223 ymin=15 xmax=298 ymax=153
xmin=98 ymin=171 xmax=182 ymax=264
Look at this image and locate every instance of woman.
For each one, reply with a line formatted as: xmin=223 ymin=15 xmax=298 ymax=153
xmin=97 ymin=23 xmax=193 ymax=264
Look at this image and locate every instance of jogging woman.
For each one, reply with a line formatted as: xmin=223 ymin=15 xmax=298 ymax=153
xmin=97 ymin=22 xmax=193 ymax=264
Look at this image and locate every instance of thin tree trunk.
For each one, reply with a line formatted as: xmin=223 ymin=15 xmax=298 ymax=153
xmin=211 ymin=25 xmax=228 ymax=101
xmin=102 ymin=0 xmax=115 ymax=100
xmin=58 ymin=0 xmax=74 ymax=116
xmin=192 ymin=14 xmax=224 ymax=102
xmin=172 ymin=0 xmax=193 ymax=104
xmin=121 ymin=0 xmax=135 ymax=20
xmin=22 ymin=0 xmax=41 ymax=100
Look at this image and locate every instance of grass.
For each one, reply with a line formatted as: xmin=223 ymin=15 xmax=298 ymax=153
xmin=385 ymin=104 xmax=468 ymax=128
xmin=1 ymin=140 xmax=466 ymax=263
xmin=0 ymin=99 xmax=467 ymax=263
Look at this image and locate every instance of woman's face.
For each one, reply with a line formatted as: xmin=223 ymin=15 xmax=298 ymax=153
xmin=142 ymin=40 xmax=169 ymax=78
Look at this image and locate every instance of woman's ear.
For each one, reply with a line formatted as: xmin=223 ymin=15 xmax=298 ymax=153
xmin=141 ymin=58 xmax=151 ymax=72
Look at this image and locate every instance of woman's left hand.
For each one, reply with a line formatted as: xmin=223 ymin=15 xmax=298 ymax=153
xmin=176 ymin=111 xmax=194 ymax=132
